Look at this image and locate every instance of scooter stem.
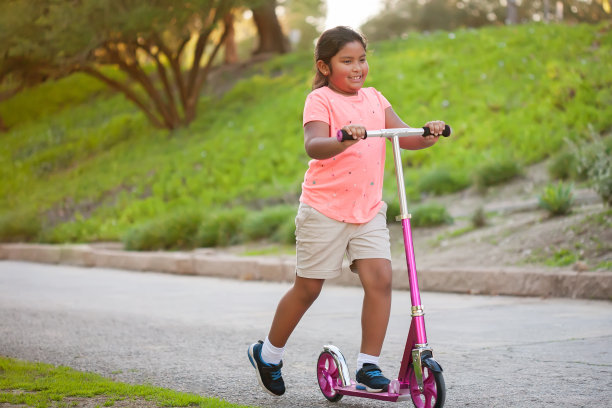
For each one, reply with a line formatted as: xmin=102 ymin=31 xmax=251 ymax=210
xmin=391 ymin=136 xmax=427 ymax=345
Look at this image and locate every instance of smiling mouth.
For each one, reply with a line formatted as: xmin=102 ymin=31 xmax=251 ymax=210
xmin=349 ymin=75 xmax=362 ymax=80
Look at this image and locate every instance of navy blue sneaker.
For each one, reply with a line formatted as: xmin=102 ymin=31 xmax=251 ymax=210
xmin=247 ymin=340 xmax=285 ymax=396
xmin=356 ymin=363 xmax=390 ymax=392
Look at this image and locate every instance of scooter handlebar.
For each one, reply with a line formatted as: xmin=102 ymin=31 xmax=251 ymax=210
xmin=336 ymin=125 xmax=451 ymax=142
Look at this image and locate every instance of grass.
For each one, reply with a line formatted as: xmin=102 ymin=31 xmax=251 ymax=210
xmin=0 ymin=356 xmax=254 ymax=408
xmin=0 ymin=22 xmax=611 ymax=247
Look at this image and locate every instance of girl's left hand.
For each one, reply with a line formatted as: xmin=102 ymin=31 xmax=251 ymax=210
xmin=424 ymin=120 xmax=446 ymax=138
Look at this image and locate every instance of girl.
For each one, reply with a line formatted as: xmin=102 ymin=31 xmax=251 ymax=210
xmin=248 ymin=26 xmax=446 ymax=397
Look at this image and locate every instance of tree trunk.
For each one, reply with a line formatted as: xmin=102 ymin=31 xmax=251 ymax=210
xmin=251 ymin=0 xmax=289 ymax=55
xmin=506 ymin=0 xmax=519 ymax=24
xmin=0 ymin=115 xmax=8 ymax=132
xmin=556 ymin=1 xmax=564 ymax=21
xmin=224 ymin=13 xmax=239 ymax=64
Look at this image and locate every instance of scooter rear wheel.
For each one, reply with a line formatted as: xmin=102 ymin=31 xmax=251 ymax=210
xmin=408 ymin=365 xmax=446 ymax=408
xmin=316 ymin=351 xmax=344 ymax=402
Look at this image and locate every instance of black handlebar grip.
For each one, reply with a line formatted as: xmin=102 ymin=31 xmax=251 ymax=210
xmin=337 ymin=129 xmax=368 ymax=142
xmin=422 ymin=125 xmax=451 ymax=137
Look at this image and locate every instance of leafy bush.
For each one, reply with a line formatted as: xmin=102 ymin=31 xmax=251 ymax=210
xmin=385 ymin=199 xmax=401 ymax=223
xmin=123 ymin=209 xmax=202 ymax=251
xmin=196 ymin=207 xmax=247 ymax=247
xmin=418 ymin=168 xmax=470 ymax=195
xmin=272 ymin=216 xmax=297 ymax=245
xmin=473 ymin=159 xmax=522 ymax=193
xmin=0 ymin=210 xmax=42 ymax=242
xmin=243 ymin=205 xmax=297 ymax=241
xmin=471 ymin=206 xmax=487 ymax=228
xmin=410 ymin=203 xmax=453 ymax=228
xmin=568 ymin=131 xmax=612 ymax=206
xmin=538 ymin=182 xmax=574 ymax=216
xmin=547 ymin=149 xmax=581 ymax=181
xmin=545 ymin=249 xmax=579 ymax=267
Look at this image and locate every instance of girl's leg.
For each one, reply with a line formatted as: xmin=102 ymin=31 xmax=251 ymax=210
xmin=355 ymin=258 xmax=392 ymax=356
xmin=267 ymin=275 xmax=325 ymax=348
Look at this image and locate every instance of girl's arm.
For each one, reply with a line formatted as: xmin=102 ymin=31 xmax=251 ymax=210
xmin=304 ymin=120 xmax=364 ymax=160
xmin=385 ymin=107 xmax=443 ymax=150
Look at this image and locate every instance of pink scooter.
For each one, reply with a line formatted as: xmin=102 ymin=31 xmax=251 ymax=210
xmin=316 ymin=125 xmax=451 ymax=407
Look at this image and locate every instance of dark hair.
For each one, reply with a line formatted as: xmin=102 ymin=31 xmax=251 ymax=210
xmin=312 ymin=26 xmax=367 ymax=90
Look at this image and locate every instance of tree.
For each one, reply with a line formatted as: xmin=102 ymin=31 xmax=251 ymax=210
xmin=0 ymin=0 xmax=243 ymax=130
xmin=0 ymin=0 xmax=55 ymax=131
xmin=251 ymin=0 xmax=289 ymax=55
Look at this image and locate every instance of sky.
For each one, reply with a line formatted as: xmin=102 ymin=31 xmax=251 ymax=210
xmin=324 ymin=0 xmax=384 ymax=29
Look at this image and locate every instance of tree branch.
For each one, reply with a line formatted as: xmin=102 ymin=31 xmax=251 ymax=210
xmin=79 ymin=65 xmax=165 ymax=129
xmin=139 ymin=41 xmax=180 ymax=124
xmin=104 ymin=42 xmax=175 ymax=129
xmin=153 ymin=32 xmax=188 ymax=113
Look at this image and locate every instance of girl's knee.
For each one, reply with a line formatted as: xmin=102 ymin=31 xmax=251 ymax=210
xmin=293 ymin=277 xmax=324 ymax=304
xmin=376 ymin=268 xmax=392 ymax=292
xmin=361 ymin=262 xmax=392 ymax=293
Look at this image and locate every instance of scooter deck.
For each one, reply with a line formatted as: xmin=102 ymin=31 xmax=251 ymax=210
xmin=334 ymin=382 xmax=412 ymax=402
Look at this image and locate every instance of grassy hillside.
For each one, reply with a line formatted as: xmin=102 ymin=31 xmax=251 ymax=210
xmin=0 ymin=23 xmax=610 ymax=248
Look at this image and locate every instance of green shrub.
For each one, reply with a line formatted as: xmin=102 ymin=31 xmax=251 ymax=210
xmin=272 ymin=216 xmax=297 ymax=245
xmin=471 ymin=206 xmax=487 ymax=228
xmin=243 ymin=205 xmax=297 ymax=241
xmin=410 ymin=203 xmax=453 ymax=228
xmin=123 ymin=209 xmax=202 ymax=251
xmin=547 ymin=149 xmax=580 ymax=181
xmin=418 ymin=168 xmax=470 ymax=195
xmin=473 ymin=159 xmax=522 ymax=192
xmin=385 ymin=199 xmax=401 ymax=223
xmin=569 ymin=132 xmax=612 ymax=206
xmin=545 ymin=248 xmax=579 ymax=267
xmin=196 ymin=207 xmax=247 ymax=247
xmin=0 ymin=210 xmax=42 ymax=242
xmin=538 ymin=182 xmax=574 ymax=216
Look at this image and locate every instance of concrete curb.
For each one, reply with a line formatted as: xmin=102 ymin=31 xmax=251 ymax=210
xmin=1 ymin=243 xmax=610 ymax=300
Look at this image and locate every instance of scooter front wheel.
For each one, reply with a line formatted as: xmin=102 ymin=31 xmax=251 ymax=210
xmin=316 ymin=351 xmax=344 ymax=402
xmin=408 ymin=365 xmax=446 ymax=408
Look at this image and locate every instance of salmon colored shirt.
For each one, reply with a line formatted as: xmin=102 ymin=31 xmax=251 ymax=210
xmin=301 ymin=86 xmax=391 ymax=223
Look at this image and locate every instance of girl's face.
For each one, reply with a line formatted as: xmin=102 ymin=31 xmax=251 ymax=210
xmin=319 ymin=40 xmax=368 ymax=96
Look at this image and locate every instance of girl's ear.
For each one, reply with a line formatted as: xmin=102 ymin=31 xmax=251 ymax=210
xmin=316 ymin=60 xmax=330 ymax=76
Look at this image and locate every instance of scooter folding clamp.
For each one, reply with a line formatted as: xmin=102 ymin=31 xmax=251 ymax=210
xmin=411 ymin=305 xmax=424 ymax=317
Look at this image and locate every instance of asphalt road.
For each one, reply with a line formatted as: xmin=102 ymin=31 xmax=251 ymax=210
xmin=1 ymin=261 xmax=611 ymax=408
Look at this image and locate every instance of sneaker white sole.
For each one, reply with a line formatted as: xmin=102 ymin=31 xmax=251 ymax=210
xmin=357 ymin=383 xmax=385 ymax=393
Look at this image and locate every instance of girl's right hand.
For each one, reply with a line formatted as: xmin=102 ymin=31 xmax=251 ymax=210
xmin=340 ymin=124 xmax=367 ymax=141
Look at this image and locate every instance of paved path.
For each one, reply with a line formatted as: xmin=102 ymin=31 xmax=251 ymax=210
xmin=1 ymin=261 xmax=611 ymax=407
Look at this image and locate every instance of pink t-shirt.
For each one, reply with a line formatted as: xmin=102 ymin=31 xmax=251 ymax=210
xmin=301 ymin=86 xmax=391 ymax=223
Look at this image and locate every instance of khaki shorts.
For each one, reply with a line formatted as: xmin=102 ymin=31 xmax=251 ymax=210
xmin=295 ymin=202 xmax=391 ymax=279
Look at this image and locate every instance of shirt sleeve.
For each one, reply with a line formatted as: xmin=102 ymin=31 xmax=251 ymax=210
xmin=303 ymin=90 xmax=330 ymax=127
xmin=374 ymin=88 xmax=392 ymax=111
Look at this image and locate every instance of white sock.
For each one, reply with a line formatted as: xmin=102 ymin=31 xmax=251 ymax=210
xmin=357 ymin=353 xmax=380 ymax=370
xmin=261 ymin=336 xmax=284 ymax=365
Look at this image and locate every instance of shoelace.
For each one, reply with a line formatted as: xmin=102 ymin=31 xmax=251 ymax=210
xmin=269 ymin=368 xmax=282 ymax=381
xmin=262 ymin=359 xmax=283 ymax=381
xmin=365 ymin=369 xmax=383 ymax=378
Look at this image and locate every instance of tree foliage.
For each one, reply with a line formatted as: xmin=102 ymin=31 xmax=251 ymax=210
xmin=362 ymin=0 xmax=611 ymax=41
xmin=1 ymin=0 xmax=249 ymax=130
